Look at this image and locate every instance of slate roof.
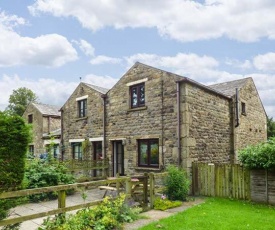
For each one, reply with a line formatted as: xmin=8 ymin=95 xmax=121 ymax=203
xmin=32 ymin=103 xmax=61 ymax=116
xmin=208 ymin=78 xmax=250 ymax=97
xmin=83 ymin=83 xmax=109 ymax=94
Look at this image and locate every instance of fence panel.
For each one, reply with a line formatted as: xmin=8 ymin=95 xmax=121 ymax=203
xmin=192 ymin=162 xmax=250 ymax=200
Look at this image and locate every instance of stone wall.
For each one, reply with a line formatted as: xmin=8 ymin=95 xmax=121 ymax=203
xmin=42 ymin=116 xmax=60 ymax=134
xmin=23 ymin=104 xmax=61 ymax=156
xmin=61 ymin=83 xmax=105 ymax=160
xmin=106 ymin=64 xmax=180 ymax=175
xmin=234 ymin=78 xmax=267 ymax=162
xmin=180 ymin=82 xmax=233 ymax=173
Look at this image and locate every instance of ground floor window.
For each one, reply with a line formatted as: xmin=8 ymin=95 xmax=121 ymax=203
xmin=93 ymin=141 xmax=103 ymax=160
xmin=29 ymin=145 xmax=34 ymax=155
xmin=72 ymin=142 xmax=82 ymax=160
xmin=45 ymin=144 xmax=60 ymax=159
xmin=138 ymin=139 xmax=159 ymax=167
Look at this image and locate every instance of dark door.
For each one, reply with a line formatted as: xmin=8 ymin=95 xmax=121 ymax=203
xmin=93 ymin=141 xmax=102 ymax=177
xmin=113 ymin=141 xmax=124 ymax=176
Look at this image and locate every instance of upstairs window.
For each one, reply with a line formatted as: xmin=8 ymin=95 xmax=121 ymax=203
xmin=28 ymin=114 xmax=33 ymax=123
xmin=138 ymin=139 xmax=159 ymax=167
xmin=72 ymin=143 xmax=82 ymax=160
xmin=130 ymin=83 xmax=145 ymax=108
xmin=78 ymin=99 xmax=87 ymax=118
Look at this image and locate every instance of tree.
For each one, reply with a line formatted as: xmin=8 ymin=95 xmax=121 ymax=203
xmin=6 ymin=87 xmax=38 ymax=116
xmin=267 ymin=116 xmax=275 ymax=138
xmin=0 ymin=113 xmax=31 ymax=221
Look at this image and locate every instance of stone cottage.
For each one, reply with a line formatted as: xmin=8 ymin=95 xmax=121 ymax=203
xmin=60 ymin=82 xmax=108 ymax=163
xmin=23 ymin=103 xmax=61 ymax=158
xmin=61 ymin=62 xmax=267 ymax=176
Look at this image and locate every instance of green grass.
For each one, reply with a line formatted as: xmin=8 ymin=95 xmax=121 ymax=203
xmin=139 ymin=197 xmax=275 ymax=230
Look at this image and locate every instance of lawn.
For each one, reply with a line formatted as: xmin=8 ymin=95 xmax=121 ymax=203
xmin=139 ymin=197 xmax=275 ymax=230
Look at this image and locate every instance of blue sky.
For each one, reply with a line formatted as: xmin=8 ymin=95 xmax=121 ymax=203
xmin=0 ymin=0 xmax=275 ymax=117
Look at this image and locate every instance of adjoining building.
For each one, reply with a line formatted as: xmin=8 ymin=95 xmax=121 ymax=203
xmin=23 ymin=102 xmax=61 ymax=158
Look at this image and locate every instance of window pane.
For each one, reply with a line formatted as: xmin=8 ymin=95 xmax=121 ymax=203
xmin=139 ymin=141 xmax=148 ymax=165
xmin=150 ymin=142 xmax=159 ymax=165
xmin=78 ymin=99 xmax=87 ymax=117
xmin=139 ymin=84 xmax=145 ymax=105
xmin=132 ymin=87 xmax=138 ymax=107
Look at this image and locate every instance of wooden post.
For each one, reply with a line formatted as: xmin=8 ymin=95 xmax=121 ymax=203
xmin=125 ymin=178 xmax=131 ymax=198
xmin=149 ymin=173 xmax=155 ymax=209
xmin=143 ymin=173 xmax=148 ymax=208
xmin=116 ymin=173 xmax=120 ymax=195
xmin=58 ymin=190 xmax=66 ymax=209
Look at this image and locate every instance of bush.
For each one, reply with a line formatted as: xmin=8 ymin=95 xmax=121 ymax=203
xmin=24 ymin=158 xmax=75 ymax=202
xmin=0 ymin=113 xmax=31 ymax=224
xmin=154 ymin=195 xmax=182 ymax=211
xmin=164 ymin=165 xmax=190 ymax=201
xmin=239 ymin=137 xmax=275 ymax=169
xmin=39 ymin=193 xmax=141 ymax=230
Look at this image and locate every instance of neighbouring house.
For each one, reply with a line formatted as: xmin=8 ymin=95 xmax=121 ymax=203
xmin=23 ymin=103 xmax=61 ymax=158
xmin=61 ymin=62 xmax=267 ymax=177
xmin=60 ymin=82 xmax=108 ymax=166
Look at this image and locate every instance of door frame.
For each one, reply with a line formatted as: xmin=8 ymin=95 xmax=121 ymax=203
xmin=112 ymin=141 xmax=124 ymax=176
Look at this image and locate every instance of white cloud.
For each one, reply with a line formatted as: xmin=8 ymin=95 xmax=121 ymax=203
xmin=225 ymin=59 xmax=252 ymax=70
xmin=0 ymin=11 xmax=78 ymax=67
xmin=76 ymin=39 xmax=95 ymax=57
xmin=0 ymin=73 xmax=118 ymax=111
xmin=253 ymin=53 xmax=275 ymax=72
xmin=83 ymin=74 xmax=118 ymax=88
xmin=125 ymin=52 xmax=220 ymax=82
xmin=90 ymin=55 xmax=122 ymax=65
xmin=29 ymin=0 xmax=275 ymax=42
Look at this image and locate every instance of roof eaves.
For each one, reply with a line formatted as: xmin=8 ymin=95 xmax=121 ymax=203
xmin=177 ymin=77 xmax=231 ymax=100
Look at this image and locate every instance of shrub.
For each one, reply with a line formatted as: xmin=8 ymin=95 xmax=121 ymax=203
xmin=164 ymin=165 xmax=190 ymax=201
xmin=0 ymin=113 xmax=31 ymax=225
xmin=239 ymin=137 xmax=275 ymax=169
xmin=39 ymin=193 xmax=141 ymax=230
xmin=154 ymin=196 xmax=182 ymax=211
xmin=24 ymin=158 xmax=75 ymax=202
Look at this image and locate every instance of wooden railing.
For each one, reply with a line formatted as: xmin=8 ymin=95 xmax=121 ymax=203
xmin=0 ymin=172 xmax=167 ymax=227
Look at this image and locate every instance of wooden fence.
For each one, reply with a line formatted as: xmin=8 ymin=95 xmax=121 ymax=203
xmin=192 ymin=162 xmax=250 ymax=200
xmin=0 ymin=172 xmax=167 ymax=227
xmin=250 ymin=169 xmax=275 ymax=205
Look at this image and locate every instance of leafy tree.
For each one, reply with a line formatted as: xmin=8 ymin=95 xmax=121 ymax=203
xmin=267 ymin=116 xmax=275 ymax=138
xmin=0 ymin=113 xmax=31 ymax=221
xmin=6 ymin=87 xmax=38 ymax=116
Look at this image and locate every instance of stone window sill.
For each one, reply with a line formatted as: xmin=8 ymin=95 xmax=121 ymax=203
xmin=127 ymin=106 xmax=147 ymax=112
xmin=134 ymin=166 xmax=162 ymax=172
xmin=75 ymin=116 xmax=88 ymax=121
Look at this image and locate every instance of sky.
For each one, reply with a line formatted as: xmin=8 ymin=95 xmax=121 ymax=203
xmin=0 ymin=0 xmax=275 ymax=117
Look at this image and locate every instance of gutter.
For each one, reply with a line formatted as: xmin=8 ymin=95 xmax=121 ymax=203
xmin=235 ymin=88 xmax=239 ymax=128
xmin=176 ymin=81 xmax=181 ymax=167
xmin=101 ymin=94 xmax=107 ymax=158
xmin=60 ymin=109 xmax=64 ymax=161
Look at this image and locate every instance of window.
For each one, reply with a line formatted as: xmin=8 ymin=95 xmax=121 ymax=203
xmin=241 ymin=102 xmax=246 ymax=115
xmin=28 ymin=114 xmax=33 ymax=123
xmin=130 ymin=83 xmax=145 ymax=108
xmin=29 ymin=145 xmax=34 ymax=155
xmin=72 ymin=143 xmax=82 ymax=160
xmin=78 ymin=99 xmax=87 ymax=118
xmin=138 ymin=139 xmax=159 ymax=167
xmin=46 ymin=144 xmax=60 ymax=159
